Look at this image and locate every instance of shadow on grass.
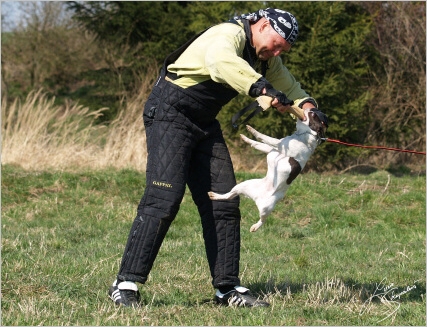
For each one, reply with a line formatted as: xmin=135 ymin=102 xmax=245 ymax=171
xmin=248 ymin=277 xmax=426 ymax=303
xmin=138 ymin=278 xmax=425 ymax=308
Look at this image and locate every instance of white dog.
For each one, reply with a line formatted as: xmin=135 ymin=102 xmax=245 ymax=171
xmin=208 ymin=107 xmax=328 ymax=232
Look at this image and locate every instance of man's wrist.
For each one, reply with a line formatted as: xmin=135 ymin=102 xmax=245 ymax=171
xmin=249 ymin=77 xmax=271 ymax=97
xmin=302 ymin=103 xmax=316 ymax=109
xmin=298 ymin=98 xmax=318 ymax=109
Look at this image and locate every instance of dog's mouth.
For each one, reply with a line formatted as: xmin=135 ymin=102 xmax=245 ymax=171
xmin=289 ymin=106 xmax=306 ymax=121
xmin=298 ymin=113 xmax=307 ymax=121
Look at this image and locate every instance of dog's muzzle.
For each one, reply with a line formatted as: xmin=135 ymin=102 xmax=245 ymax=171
xmin=309 ymin=109 xmax=328 ymax=145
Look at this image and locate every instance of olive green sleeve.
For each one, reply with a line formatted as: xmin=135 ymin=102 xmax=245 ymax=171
xmin=266 ymin=57 xmax=318 ymax=107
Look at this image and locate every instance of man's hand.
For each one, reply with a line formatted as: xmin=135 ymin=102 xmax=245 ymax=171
xmin=271 ymin=98 xmax=291 ymax=113
xmin=249 ymin=78 xmax=294 ymax=113
xmin=262 ymin=85 xmax=294 ymax=113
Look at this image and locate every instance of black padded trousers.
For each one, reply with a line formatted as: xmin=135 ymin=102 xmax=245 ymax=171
xmin=117 ymin=80 xmax=241 ymax=288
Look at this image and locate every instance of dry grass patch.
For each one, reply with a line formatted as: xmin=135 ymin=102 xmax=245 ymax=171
xmin=2 ymin=89 xmax=148 ymax=171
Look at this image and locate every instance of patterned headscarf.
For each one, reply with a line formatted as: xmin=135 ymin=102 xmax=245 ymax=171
xmin=235 ymin=8 xmax=299 ymax=46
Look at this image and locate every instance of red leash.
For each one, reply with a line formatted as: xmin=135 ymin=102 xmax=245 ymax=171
xmin=323 ymin=138 xmax=426 ymax=155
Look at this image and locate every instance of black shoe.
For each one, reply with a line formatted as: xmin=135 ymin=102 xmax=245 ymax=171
xmin=108 ymin=279 xmax=141 ymax=308
xmin=215 ymin=286 xmax=270 ymax=307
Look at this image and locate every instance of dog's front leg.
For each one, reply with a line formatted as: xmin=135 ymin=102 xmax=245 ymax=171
xmin=246 ymin=125 xmax=282 ymax=148
xmin=240 ymin=134 xmax=273 ymax=154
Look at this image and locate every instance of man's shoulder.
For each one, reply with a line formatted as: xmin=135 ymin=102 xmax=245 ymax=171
xmin=267 ymin=56 xmax=284 ymax=69
xmin=208 ymin=20 xmax=245 ymax=34
xmin=195 ymin=21 xmax=245 ymax=47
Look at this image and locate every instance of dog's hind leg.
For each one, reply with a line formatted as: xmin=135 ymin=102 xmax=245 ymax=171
xmin=208 ymin=182 xmax=245 ymax=201
xmin=250 ymin=212 xmax=270 ymax=233
xmin=250 ymin=220 xmax=263 ymax=232
xmin=208 ymin=189 xmax=238 ymax=200
xmin=249 ymin=198 xmax=276 ymax=232
xmin=208 ymin=179 xmax=263 ymax=201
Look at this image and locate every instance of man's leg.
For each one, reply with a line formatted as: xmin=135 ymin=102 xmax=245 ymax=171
xmin=187 ymin=121 xmax=241 ymax=288
xmin=187 ymin=121 xmax=270 ymax=308
xmin=116 ymin=118 xmax=196 ymax=284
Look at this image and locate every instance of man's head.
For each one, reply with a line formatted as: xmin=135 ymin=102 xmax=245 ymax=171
xmin=236 ymin=8 xmax=299 ymax=60
xmin=258 ymin=8 xmax=299 ymax=46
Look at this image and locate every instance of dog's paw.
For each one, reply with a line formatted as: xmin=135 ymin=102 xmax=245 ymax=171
xmin=246 ymin=125 xmax=255 ymax=133
xmin=246 ymin=125 xmax=261 ymax=139
xmin=240 ymin=134 xmax=252 ymax=143
xmin=250 ymin=221 xmax=263 ymax=232
xmin=207 ymin=191 xmax=217 ymax=200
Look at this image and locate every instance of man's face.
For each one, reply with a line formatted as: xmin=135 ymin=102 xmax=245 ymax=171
xmin=253 ymin=22 xmax=292 ymax=61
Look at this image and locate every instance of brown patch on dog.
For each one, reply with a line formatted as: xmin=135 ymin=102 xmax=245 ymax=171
xmin=287 ymin=157 xmax=301 ymax=184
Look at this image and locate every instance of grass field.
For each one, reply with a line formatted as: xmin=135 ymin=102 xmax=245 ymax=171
xmin=1 ymin=164 xmax=425 ymax=326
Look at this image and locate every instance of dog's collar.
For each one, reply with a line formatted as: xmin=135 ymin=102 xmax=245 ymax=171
xmin=295 ymin=130 xmax=317 ymax=138
xmin=295 ymin=130 xmax=323 ymax=146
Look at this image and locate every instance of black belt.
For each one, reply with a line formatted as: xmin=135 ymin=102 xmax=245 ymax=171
xmin=166 ymin=71 xmax=179 ymax=81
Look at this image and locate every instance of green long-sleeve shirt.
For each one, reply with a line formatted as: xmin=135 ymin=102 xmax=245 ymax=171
xmin=167 ymin=20 xmax=316 ymax=108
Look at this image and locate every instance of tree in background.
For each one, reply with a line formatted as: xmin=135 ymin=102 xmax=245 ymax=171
xmin=288 ymin=1 xmax=375 ymax=169
xmin=362 ymin=2 xmax=426 ymax=167
xmin=186 ymin=1 xmax=261 ymax=32
xmin=66 ymin=1 xmax=193 ymax=70
xmin=63 ymin=1 xmax=197 ymax=117
xmin=1 ymin=2 xmax=104 ymax=98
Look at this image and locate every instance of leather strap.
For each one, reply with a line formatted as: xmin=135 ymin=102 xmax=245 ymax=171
xmin=231 ymin=101 xmax=263 ymax=128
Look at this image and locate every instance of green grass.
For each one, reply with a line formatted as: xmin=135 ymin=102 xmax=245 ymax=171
xmin=1 ymin=164 xmax=425 ymax=325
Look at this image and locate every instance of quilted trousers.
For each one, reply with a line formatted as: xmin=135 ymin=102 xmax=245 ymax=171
xmin=117 ymin=79 xmax=241 ymax=288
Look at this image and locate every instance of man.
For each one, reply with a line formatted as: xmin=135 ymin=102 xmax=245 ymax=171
xmin=108 ymin=8 xmax=318 ymax=308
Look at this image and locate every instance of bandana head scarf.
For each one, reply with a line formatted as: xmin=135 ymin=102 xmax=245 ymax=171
xmin=235 ymin=8 xmax=299 ymax=46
